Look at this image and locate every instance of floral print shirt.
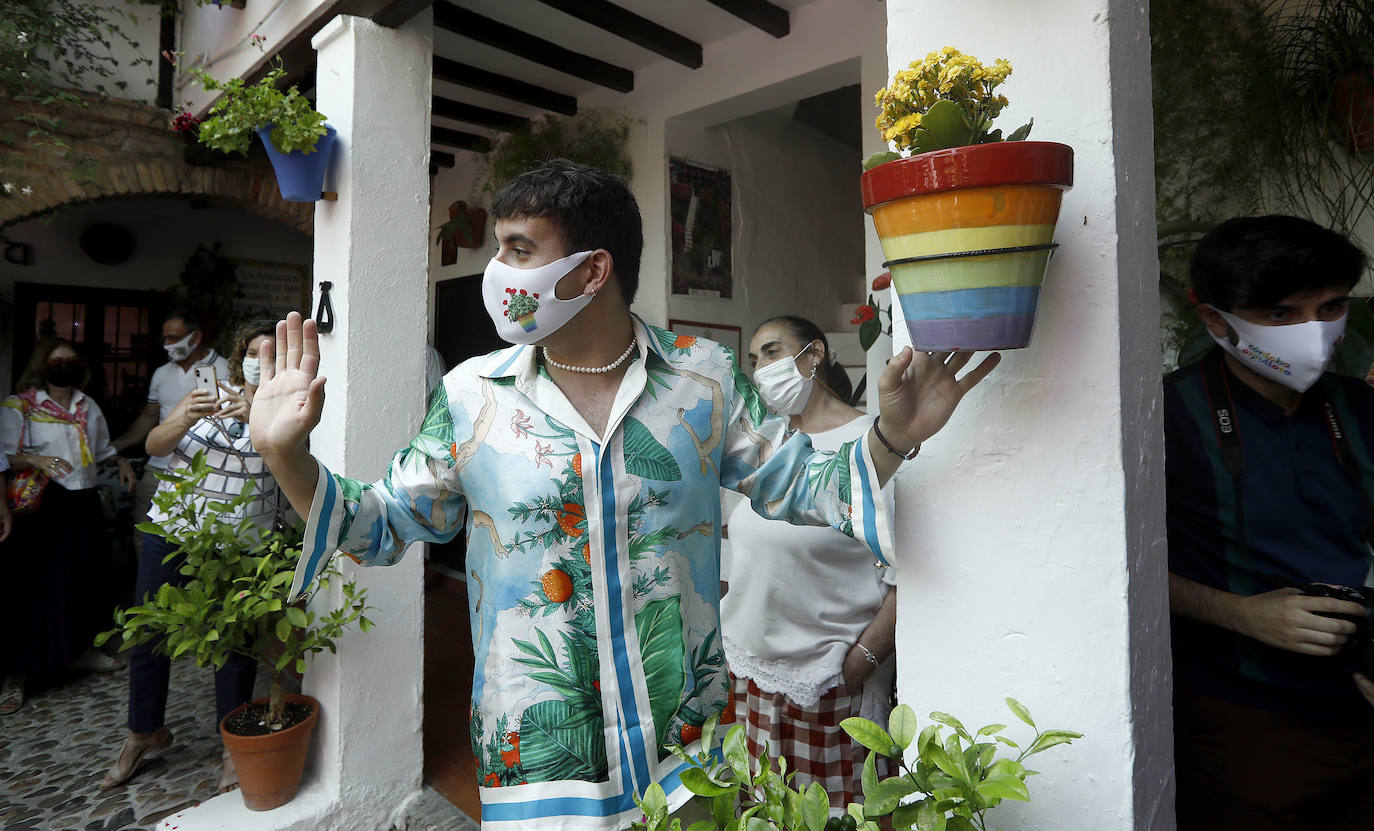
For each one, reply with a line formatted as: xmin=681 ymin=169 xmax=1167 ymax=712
xmin=290 ymin=317 xmax=894 ymax=830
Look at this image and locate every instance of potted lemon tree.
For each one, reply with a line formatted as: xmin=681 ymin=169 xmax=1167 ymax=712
xmin=99 ymin=453 xmax=373 ymax=811
xmin=863 ymin=48 xmax=1074 ymax=352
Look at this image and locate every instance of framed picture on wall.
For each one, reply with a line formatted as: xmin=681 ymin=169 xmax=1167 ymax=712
xmin=232 ymin=259 xmax=310 ymax=318
xmin=669 ymin=158 xmax=733 ymax=299
xmin=668 ymin=319 xmax=742 ymax=357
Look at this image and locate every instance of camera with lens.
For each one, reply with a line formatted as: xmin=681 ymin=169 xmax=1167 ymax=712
xmin=1302 ymin=583 xmax=1374 ymax=675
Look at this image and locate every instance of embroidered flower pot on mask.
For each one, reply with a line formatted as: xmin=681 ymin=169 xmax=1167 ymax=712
xmin=255 ymin=124 xmax=337 ymax=202
xmin=861 ymin=141 xmax=1074 ymax=351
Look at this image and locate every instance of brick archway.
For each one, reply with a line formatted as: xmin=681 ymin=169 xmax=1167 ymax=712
xmin=0 ymin=93 xmax=312 ymax=233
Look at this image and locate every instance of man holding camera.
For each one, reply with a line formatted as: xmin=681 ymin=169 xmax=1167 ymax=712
xmin=1167 ymin=215 xmax=1374 ymax=830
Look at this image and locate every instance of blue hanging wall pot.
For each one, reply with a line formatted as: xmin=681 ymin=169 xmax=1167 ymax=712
xmin=256 ymin=124 xmax=338 ymax=202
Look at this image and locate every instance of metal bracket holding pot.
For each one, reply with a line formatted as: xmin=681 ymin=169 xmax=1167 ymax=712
xmin=881 ymin=242 xmax=1059 ymax=269
xmin=315 ymin=281 xmax=335 ymax=334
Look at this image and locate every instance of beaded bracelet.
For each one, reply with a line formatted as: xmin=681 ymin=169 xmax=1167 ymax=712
xmin=872 ymin=417 xmax=920 ymax=460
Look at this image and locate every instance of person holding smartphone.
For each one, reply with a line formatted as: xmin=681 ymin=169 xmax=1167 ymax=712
xmin=111 ymin=311 xmax=229 ymax=559
xmin=103 ymin=321 xmax=284 ymax=793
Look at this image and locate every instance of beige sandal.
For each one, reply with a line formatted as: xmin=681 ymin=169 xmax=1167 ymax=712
xmin=100 ymin=726 xmax=173 ymax=789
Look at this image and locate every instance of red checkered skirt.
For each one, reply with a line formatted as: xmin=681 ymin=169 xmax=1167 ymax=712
xmin=729 ymin=675 xmax=872 ymax=813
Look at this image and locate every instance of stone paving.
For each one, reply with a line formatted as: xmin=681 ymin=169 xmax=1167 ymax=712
xmin=0 ymin=662 xmax=477 ymax=831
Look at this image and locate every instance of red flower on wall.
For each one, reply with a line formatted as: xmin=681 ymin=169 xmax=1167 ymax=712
xmin=851 ymin=304 xmax=876 ymax=325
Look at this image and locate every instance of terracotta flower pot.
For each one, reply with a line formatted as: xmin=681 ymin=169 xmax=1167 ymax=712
xmin=861 ymin=141 xmax=1074 ymax=351
xmin=219 ymin=693 xmax=319 ymax=811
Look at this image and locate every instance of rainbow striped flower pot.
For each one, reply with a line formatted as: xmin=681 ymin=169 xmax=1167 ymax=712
xmin=861 ymin=141 xmax=1074 ymax=351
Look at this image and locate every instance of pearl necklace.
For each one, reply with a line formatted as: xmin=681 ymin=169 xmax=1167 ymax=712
xmin=543 ymin=337 xmax=637 ymax=374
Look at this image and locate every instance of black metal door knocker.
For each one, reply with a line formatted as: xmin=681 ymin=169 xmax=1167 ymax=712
xmin=315 ymin=281 xmax=335 ymax=333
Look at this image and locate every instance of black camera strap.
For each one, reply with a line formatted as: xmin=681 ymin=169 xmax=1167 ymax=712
xmin=1198 ymin=350 xmax=1374 ymax=569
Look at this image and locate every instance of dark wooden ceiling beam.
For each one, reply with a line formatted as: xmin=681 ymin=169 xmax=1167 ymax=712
xmin=534 ymin=0 xmax=702 ymax=69
xmin=434 ymin=2 xmax=634 ymax=93
xmin=372 ymin=0 xmax=436 ymax=28
xmin=433 ymin=55 xmax=578 ymax=115
xmin=431 ymin=124 xmax=493 ymax=153
xmin=705 ymin=0 xmax=789 ymax=39
xmin=432 ymin=95 xmax=529 ymax=131
xmin=431 ymin=150 xmax=455 ymax=169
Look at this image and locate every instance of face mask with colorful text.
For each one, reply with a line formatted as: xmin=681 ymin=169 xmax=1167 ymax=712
xmin=1207 ymin=307 xmax=1347 ymax=392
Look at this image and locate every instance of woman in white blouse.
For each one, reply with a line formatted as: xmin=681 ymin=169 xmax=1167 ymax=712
xmin=720 ymin=316 xmax=897 ymax=815
xmin=0 ymin=339 xmax=135 ymax=715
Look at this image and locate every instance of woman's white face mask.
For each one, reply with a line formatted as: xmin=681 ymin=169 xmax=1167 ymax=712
xmin=241 ymin=356 xmax=262 ymax=386
xmin=753 ymin=341 xmax=820 ymax=415
xmin=482 ymin=251 xmax=594 ymax=345
xmin=1206 ymin=306 xmax=1347 ymax=392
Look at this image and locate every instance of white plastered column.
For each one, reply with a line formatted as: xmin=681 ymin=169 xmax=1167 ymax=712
xmin=882 ymin=1 xmax=1172 ymax=829
xmin=162 ymin=12 xmax=434 ymax=831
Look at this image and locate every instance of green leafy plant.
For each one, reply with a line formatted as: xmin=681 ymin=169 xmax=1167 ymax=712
xmin=864 ymin=47 xmax=1033 ymax=170
xmin=481 ymin=108 xmax=633 ymax=195
xmin=185 ymin=54 xmax=328 ymax=156
xmin=98 ymin=453 xmax=373 ymax=726
xmin=1 ymin=0 xmax=152 ymax=192
xmin=631 ymin=699 xmax=1080 ymax=831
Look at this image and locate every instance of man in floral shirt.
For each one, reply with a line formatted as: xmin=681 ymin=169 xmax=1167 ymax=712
xmin=252 ymin=161 xmax=998 ymax=829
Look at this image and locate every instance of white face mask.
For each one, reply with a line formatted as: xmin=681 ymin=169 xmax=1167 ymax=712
xmin=241 ymin=356 xmax=261 ymax=386
xmin=1207 ymin=307 xmax=1347 ymax=392
xmin=753 ymin=341 xmax=820 ymax=416
xmin=482 ymin=251 xmax=594 ymax=345
xmin=164 ymin=332 xmax=198 ymax=362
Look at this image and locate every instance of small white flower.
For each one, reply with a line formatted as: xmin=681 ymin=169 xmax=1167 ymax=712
xmin=20 ymin=186 xmax=32 ymax=195
xmin=16 ymin=32 xmax=27 ymax=44
xmin=2 ymin=182 xmax=12 ymax=194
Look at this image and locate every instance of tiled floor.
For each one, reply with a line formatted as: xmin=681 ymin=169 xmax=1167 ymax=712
xmin=0 ymin=576 xmax=482 ymax=830
xmin=422 ymin=572 xmax=481 ymax=821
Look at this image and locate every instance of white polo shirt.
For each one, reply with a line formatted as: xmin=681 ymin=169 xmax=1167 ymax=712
xmin=146 ymin=348 xmax=229 ymax=469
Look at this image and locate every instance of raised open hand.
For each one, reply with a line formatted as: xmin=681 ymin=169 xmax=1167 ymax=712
xmin=876 ymin=347 xmax=1001 ymax=449
xmin=249 ymin=312 xmax=327 ymax=458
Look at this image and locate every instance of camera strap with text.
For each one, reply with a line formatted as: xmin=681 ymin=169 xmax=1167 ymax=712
xmin=1199 ymin=350 xmax=1374 ymax=579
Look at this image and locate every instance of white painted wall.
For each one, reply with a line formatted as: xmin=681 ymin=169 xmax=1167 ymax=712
xmin=576 ymin=0 xmax=888 ymax=330
xmin=882 ymin=1 xmax=1171 ymax=830
xmin=176 ymin=0 xmax=335 ymax=113
xmin=27 ymin=0 xmax=163 ymax=106
xmin=665 ymin=108 xmax=864 ymax=340
xmin=0 ymin=197 xmax=311 ymax=395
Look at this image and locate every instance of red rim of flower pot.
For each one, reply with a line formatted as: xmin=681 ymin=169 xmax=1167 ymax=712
xmin=861 ymin=141 xmax=1075 ymax=212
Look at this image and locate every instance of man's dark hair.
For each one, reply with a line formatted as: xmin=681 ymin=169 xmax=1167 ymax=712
xmin=1191 ymin=215 xmax=1367 ymax=311
xmin=490 ymin=158 xmax=643 ymax=305
xmin=166 ymin=309 xmax=205 ymax=332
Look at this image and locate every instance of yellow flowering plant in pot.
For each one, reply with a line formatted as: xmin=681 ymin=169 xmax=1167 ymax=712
xmin=860 ymin=47 xmax=1074 ymax=353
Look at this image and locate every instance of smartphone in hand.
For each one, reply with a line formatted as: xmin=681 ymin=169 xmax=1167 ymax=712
xmin=194 ymin=365 xmax=220 ymax=400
